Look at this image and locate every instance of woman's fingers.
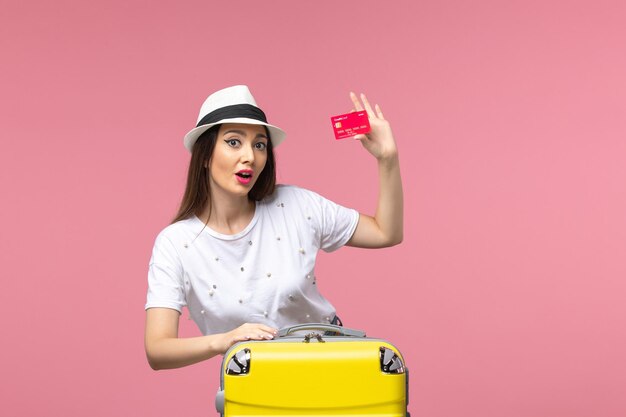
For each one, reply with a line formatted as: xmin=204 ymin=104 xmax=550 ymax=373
xmin=350 ymin=92 xmax=363 ymax=111
xmin=245 ymin=332 xmax=274 ymax=340
xmin=233 ymin=323 xmax=277 ymax=343
xmin=256 ymin=326 xmax=277 ymax=339
xmin=350 ymin=92 xmax=380 ymax=120
xmin=360 ymin=93 xmax=376 ymax=117
xmin=260 ymin=325 xmax=278 ymax=335
xmin=375 ymin=104 xmax=385 ymax=120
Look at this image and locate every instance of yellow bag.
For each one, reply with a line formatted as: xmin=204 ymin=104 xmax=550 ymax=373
xmin=216 ymin=324 xmax=409 ymax=417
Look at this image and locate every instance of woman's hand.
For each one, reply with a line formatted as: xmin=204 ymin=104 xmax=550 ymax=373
xmin=349 ymin=92 xmax=398 ymax=161
xmin=213 ymin=323 xmax=278 ymax=354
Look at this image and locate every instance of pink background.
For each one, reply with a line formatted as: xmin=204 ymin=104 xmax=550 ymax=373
xmin=2 ymin=0 xmax=625 ymax=416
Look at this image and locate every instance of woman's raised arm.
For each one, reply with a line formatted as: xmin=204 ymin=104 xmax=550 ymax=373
xmin=346 ymin=92 xmax=404 ymax=248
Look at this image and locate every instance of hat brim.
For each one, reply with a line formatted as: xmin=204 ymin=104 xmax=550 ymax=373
xmin=183 ymin=117 xmax=286 ymax=152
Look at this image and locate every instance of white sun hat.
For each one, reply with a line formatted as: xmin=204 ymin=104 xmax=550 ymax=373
xmin=183 ymin=85 xmax=286 ymax=152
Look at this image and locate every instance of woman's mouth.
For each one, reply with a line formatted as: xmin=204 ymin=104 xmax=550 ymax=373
xmin=235 ymin=170 xmax=253 ymax=185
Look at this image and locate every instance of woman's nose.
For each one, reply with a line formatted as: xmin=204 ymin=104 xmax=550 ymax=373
xmin=240 ymin=144 xmax=255 ymax=164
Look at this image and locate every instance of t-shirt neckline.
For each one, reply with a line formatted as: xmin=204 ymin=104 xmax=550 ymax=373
xmin=192 ymin=201 xmax=260 ymax=241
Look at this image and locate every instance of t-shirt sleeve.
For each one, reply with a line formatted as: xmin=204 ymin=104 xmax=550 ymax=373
xmin=290 ymin=186 xmax=360 ymax=253
xmin=145 ymin=231 xmax=186 ymax=313
xmin=319 ymin=196 xmax=359 ymax=252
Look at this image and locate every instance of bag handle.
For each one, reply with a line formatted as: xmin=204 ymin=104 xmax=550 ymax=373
xmin=277 ymin=323 xmax=366 ymax=338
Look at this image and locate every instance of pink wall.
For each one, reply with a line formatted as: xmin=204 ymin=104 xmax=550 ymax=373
xmin=2 ymin=1 xmax=625 ymax=416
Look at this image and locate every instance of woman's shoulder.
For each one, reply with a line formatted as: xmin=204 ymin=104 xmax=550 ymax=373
xmin=268 ymin=184 xmax=323 ymax=201
xmin=152 ymin=216 xmax=203 ymax=246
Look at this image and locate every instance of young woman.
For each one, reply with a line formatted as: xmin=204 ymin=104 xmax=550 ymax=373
xmin=144 ymin=85 xmax=403 ymax=370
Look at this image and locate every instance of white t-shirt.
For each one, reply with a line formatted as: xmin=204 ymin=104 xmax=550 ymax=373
xmin=145 ymin=184 xmax=360 ymax=335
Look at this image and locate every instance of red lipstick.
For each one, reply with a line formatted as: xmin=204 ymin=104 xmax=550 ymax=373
xmin=235 ymin=169 xmax=254 ymax=185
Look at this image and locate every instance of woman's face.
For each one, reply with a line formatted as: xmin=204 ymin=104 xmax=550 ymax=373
xmin=208 ymin=123 xmax=269 ymax=199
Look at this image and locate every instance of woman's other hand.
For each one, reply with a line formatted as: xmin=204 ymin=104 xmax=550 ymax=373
xmin=349 ymin=92 xmax=398 ymax=161
xmin=213 ymin=323 xmax=278 ymax=354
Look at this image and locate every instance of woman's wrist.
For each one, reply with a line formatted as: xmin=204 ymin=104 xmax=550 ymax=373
xmin=377 ymin=152 xmax=400 ymax=166
xmin=205 ymin=333 xmax=226 ymax=356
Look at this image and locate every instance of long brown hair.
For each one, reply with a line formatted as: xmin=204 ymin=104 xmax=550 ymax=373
xmin=171 ymin=124 xmax=276 ymax=224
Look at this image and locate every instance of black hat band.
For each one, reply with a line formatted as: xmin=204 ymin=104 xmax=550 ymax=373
xmin=196 ymin=104 xmax=268 ymax=128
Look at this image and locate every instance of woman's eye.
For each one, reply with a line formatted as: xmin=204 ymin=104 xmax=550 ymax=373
xmin=225 ymin=139 xmax=241 ymax=147
xmin=255 ymin=142 xmax=267 ymax=150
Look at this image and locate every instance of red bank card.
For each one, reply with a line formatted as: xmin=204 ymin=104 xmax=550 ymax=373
xmin=330 ymin=111 xmax=371 ymax=140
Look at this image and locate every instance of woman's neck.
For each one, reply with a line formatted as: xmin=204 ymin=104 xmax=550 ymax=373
xmin=199 ymin=190 xmax=256 ymax=235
